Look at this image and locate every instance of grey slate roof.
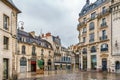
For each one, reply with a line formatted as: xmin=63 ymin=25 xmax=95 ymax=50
xmin=79 ymin=0 xmax=107 ymax=17
xmin=17 ymin=29 xmax=53 ymax=49
xmin=7 ymin=0 xmax=21 ymax=13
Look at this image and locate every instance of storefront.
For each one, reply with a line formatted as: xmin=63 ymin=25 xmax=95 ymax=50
xmin=91 ymin=55 xmax=97 ymax=70
xmin=31 ymin=57 xmax=36 ymax=72
xmin=83 ymin=56 xmax=87 ymax=70
xmin=20 ymin=57 xmax=27 ymax=73
xmin=48 ymin=59 xmax=51 ymax=70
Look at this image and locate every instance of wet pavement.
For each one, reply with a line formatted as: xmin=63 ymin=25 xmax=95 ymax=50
xmin=18 ymin=70 xmax=120 ymax=80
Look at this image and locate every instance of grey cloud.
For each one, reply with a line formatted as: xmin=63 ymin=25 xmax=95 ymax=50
xmin=13 ymin=0 xmax=97 ymax=47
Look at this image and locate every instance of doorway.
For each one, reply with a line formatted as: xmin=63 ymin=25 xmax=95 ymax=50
xmin=31 ymin=61 xmax=36 ymax=72
xmin=115 ymin=61 xmax=120 ymax=73
xmin=102 ymin=58 xmax=107 ymax=71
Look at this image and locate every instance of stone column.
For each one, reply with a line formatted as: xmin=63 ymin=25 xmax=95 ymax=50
xmin=87 ymin=47 xmax=91 ymax=71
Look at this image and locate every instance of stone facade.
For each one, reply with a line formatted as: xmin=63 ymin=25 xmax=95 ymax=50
xmin=0 ymin=0 xmax=20 ymax=79
xmin=16 ymin=29 xmax=54 ymax=73
xmin=77 ymin=0 xmax=112 ymax=72
xmin=42 ymin=33 xmax=72 ymax=70
xmin=77 ymin=0 xmax=120 ymax=73
xmin=110 ymin=0 xmax=120 ymax=73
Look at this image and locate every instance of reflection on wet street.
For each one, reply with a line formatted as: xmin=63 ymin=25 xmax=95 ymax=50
xmin=18 ymin=70 xmax=120 ymax=80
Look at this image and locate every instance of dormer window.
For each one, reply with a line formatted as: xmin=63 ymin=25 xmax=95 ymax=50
xmin=83 ymin=10 xmax=87 ymax=14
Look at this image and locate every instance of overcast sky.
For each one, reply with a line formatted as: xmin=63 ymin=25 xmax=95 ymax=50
xmin=13 ymin=0 xmax=96 ymax=47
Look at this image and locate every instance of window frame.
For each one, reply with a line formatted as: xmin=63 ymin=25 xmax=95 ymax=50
xmin=3 ymin=36 xmax=9 ymax=50
xmin=3 ymin=14 xmax=9 ymax=30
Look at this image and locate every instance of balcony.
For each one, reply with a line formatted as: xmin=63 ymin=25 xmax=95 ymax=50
xmin=78 ymin=42 xmax=85 ymax=46
xmin=97 ymin=9 xmax=110 ymax=19
xmin=101 ymin=48 xmax=108 ymax=52
xmin=89 ymin=39 xmax=94 ymax=43
xmin=54 ymin=52 xmax=61 ymax=56
xmin=89 ymin=17 xmax=96 ymax=22
xmin=100 ymin=35 xmax=108 ymax=41
xmin=77 ymin=21 xmax=87 ymax=30
xmin=100 ymin=22 xmax=108 ymax=29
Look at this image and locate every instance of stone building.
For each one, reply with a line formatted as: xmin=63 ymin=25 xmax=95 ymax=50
xmin=0 ymin=0 xmax=20 ymax=79
xmin=77 ymin=0 xmax=111 ymax=72
xmin=42 ymin=33 xmax=71 ymax=70
xmin=16 ymin=29 xmax=54 ymax=73
xmin=110 ymin=0 xmax=120 ymax=73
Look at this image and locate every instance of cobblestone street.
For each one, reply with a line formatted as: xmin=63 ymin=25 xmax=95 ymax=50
xmin=18 ymin=70 xmax=120 ymax=80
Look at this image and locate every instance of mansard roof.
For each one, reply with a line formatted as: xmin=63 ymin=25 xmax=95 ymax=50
xmin=79 ymin=0 xmax=107 ymax=17
xmin=17 ymin=29 xmax=53 ymax=50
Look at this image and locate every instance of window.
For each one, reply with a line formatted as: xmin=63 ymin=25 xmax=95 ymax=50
xmin=82 ymin=48 xmax=87 ymax=54
xmin=41 ymin=49 xmax=44 ymax=59
xmin=89 ymin=22 xmax=94 ymax=30
xmin=91 ymin=12 xmax=96 ymax=19
xmin=83 ymin=27 xmax=87 ymax=33
xmin=32 ymin=46 xmax=36 ymax=56
xmin=20 ymin=57 xmax=27 ymax=66
xmin=102 ymin=7 xmax=106 ymax=14
xmin=22 ymin=45 xmax=26 ymax=54
xmin=100 ymin=30 xmax=107 ymax=40
xmin=83 ymin=37 xmax=86 ymax=43
xmin=3 ymin=15 xmax=9 ymax=30
xmin=101 ymin=44 xmax=108 ymax=51
xmin=101 ymin=18 xmax=106 ymax=26
xmin=4 ymin=36 xmax=9 ymax=50
xmin=89 ymin=33 xmax=94 ymax=42
xmin=102 ymin=30 xmax=106 ymax=36
xmin=83 ymin=17 xmax=86 ymax=22
xmin=102 ymin=18 xmax=106 ymax=24
xmin=91 ymin=46 xmax=96 ymax=53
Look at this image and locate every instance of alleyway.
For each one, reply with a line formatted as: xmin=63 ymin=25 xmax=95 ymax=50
xmin=18 ymin=70 xmax=120 ymax=80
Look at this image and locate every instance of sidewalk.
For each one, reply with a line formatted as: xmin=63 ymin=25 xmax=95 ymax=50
xmin=18 ymin=70 xmax=73 ymax=79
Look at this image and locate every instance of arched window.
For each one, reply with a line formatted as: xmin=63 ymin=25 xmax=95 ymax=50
xmin=101 ymin=44 xmax=108 ymax=51
xmin=32 ymin=46 xmax=36 ymax=55
xmin=89 ymin=22 xmax=94 ymax=30
xmin=91 ymin=46 xmax=96 ymax=53
xmin=22 ymin=45 xmax=26 ymax=54
xmin=20 ymin=57 xmax=27 ymax=66
xmin=82 ymin=48 xmax=87 ymax=54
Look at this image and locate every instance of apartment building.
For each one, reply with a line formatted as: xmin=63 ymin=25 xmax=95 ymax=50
xmin=77 ymin=0 xmax=111 ymax=72
xmin=0 ymin=0 xmax=20 ymax=79
xmin=16 ymin=28 xmax=54 ymax=73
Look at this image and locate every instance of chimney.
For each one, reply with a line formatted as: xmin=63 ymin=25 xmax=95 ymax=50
xmin=41 ymin=34 xmax=44 ymax=38
xmin=46 ymin=32 xmax=51 ymax=37
xmin=56 ymin=36 xmax=59 ymax=39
